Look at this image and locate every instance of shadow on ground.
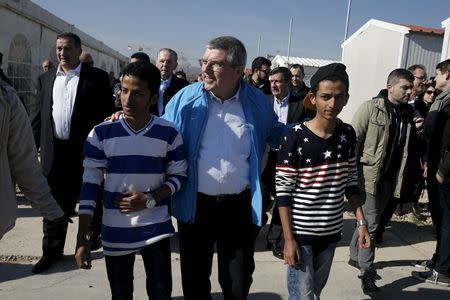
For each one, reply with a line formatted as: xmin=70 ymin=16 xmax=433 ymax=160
xmin=0 ymin=251 xmax=104 ymax=283
xmin=377 ymin=276 xmax=450 ymax=299
xmin=173 ymin=292 xmax=283 ymax=299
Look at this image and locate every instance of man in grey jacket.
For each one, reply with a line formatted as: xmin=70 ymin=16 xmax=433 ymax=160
xmin=0 ymin=78 xmax=65 ymax=240
xmin=348 ymin=69 xmax=415 ymax=295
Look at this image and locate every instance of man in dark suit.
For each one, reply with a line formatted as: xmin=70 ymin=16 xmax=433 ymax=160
xmin=263 ymin=66 xmax=315 ymax=259
xmin=152 ymin=48 xmax=189 ymax=116
xmin=32 ymin=32 xmax=114 ymax=273
xmin=290 ymin=63 xmax=310 ymax=100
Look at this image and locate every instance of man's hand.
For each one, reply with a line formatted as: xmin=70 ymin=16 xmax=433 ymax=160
xmin=413 ymin=117 xmax=424 ymax=129
xmin=115 ymin=191 xmax=147 ymax=213
xmin=105 ymin=111 xmax=122 ymax=122
xmin=358 ymin=225 xmax=371 ymax=249
xmin=436 ymin=172 xmax=445 ymax=184
xmin=283 ymin=239 xmax=300 ymax=268
xmin=75 ymin=244 xmax=92 ymax=269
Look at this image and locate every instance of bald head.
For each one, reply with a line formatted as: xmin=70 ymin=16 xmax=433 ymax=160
xmin=80 ymin=52 xmax=94 ymax=67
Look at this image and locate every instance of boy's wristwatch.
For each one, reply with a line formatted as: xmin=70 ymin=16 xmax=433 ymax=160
xmin=356 ymin=219 xmax=368 ymax=227
xmin=146 ymin=193 xmax=156 ymax=208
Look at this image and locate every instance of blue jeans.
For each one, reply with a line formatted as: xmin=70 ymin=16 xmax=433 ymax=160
xmin=105 ymin=238 xmax=172 ymax=300
xmin=435 ymin=181 xmax=450 ymax=276
xmin=287 ymin=242 xmax=337 ymax=300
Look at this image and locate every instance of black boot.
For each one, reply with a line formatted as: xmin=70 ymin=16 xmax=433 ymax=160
xmin=32 ymin=217 xmax=69 ymax=274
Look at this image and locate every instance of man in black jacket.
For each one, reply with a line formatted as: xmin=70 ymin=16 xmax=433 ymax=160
xmin=290 ymin=64 xmax=310 ymax=100
xmin=246 ymin=56 xmax=272 ymax=95
xmin=413 ymin=59 xmax=450 ymax=286
xmin=152 ymin=48 xmax=189 ymax=116
xmin=32 ymin=32 xmax=114 ymax=273
xmin=263 ymin=66 xmax=315 ymax=258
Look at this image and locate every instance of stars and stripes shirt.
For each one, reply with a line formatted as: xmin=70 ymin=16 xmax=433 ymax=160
xmin=79 ymin=115 xmax=187 ymax=256
xmin=276 ymin=121 xmax=359 ymax=244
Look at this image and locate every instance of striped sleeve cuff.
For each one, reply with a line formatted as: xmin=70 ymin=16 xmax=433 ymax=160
xmin=164 ymin=175 xmax=186 ymax=194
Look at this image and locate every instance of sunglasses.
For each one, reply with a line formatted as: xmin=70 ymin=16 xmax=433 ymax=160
xmin=425 ymin=90 xmax=435 ymax=95
xmin=414 ymin=75 xmax=427 ymax=82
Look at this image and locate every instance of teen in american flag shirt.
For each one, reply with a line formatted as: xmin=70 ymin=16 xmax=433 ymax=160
xmin=276 ymin=120 xmax=358 ymax=242
xmin=274 ymin=63 xmax=370 ymax=299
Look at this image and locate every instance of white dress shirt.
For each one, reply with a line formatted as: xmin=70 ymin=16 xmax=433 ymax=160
xmin=52 ymin=63 xmax=81 ymax=139
xmin=273 ymin=93 xmax=290 ymax=125
xmin=158 ymin=76 xmax=172 ymax=116
xmin=197 ymin=89 xmax=251 ymax=195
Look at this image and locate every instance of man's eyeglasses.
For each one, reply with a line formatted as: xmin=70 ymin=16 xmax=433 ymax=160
xmin=200 ymin=59 xmax=231 ymax=72
xmin=414 ymin=75 xmax=427 ymax=82
xmin=259 ymin=68 xmax=269 ymax=74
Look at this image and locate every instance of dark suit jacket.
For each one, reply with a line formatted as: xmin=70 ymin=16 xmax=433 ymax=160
xmin=150 ymin=75 xmax=189 ymax=116
xmin=268 ymin=93 xmax=315 ymax=124
xmin=291 ymin=82 xmax=310 ymax=102
xmin=262 ymin=93 xmax=316 ymax=194
xmin=33 ymin=64 xmax=114 ymax=175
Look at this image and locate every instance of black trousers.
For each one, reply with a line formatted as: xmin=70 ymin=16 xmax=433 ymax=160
xmin=262 ymin=150 xmax=283 ymax=248
xmin=105 ymin=238 xmax=172 ymax=300
xmin=178 ymin=190 xmax=258 ymax=300
xmin=42 ymin=138 xmax=102 ymax=257
xmin=427 ymin=173 xmax=442 ymax=263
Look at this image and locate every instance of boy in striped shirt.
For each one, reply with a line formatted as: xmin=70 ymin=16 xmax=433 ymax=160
xmin=276 ymin=63 xmax=370 ymax=299
xmin=75 ymin=62 xmax=187 ymax=299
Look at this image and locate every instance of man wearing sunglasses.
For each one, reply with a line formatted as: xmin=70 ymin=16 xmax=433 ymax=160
xmin=408 ymin=64 xmax=428 ymax=104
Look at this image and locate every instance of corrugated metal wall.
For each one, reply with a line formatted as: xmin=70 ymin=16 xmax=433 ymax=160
xmin=403 ymin=33 xmax=443 ymax=74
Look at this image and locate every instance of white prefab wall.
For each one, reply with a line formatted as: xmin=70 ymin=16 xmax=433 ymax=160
xmin=442 ymin=18 xmax=450 ymax=60
xmin=0 ymin=0 xmax=127 ymax=118
xmin=341 ymin=25 xmax=405 ymax=122
xmin=0 ymin=0 xmax=126 ymax=79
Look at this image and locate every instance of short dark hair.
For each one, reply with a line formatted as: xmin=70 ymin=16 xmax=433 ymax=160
xmin=207 ymin=36 xmax=247 ymax=67
xmin=436 ymin=59 xmax=450 ymax=73
xmin=251 ymin=57 xmax=271 ymax=71
xmin=56 ymin=32 xmax=82 ymax=48
xmin=269 ymin=67 xmax=292 ymax=82
xmin=290 ymin=64 xmax=304 ymax=75
xmin=130 ymin=52 xmax=151 ymax=64
xmin=387 ymin=68 xmax=415 ymax=86
xmin=121 ymin=62 xmax=161 ymax=96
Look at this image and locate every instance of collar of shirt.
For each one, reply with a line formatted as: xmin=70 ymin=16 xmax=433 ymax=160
xmin=209 ymin=84 xmax=241 ymax=104
xmin=274 ymin=93 xmax=290 ymax=105
xmin=161 ymin=75 xmax=173 ymax=89
xmin=56 ymin=63 xmax=81 ymax=77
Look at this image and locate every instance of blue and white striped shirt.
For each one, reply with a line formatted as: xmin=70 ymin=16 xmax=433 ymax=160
xmin=79 ymin=115 xmax=187 ymax=256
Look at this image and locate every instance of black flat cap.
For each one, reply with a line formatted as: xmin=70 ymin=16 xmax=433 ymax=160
xmin=310 ymin=63 xmax=349 ymax=93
